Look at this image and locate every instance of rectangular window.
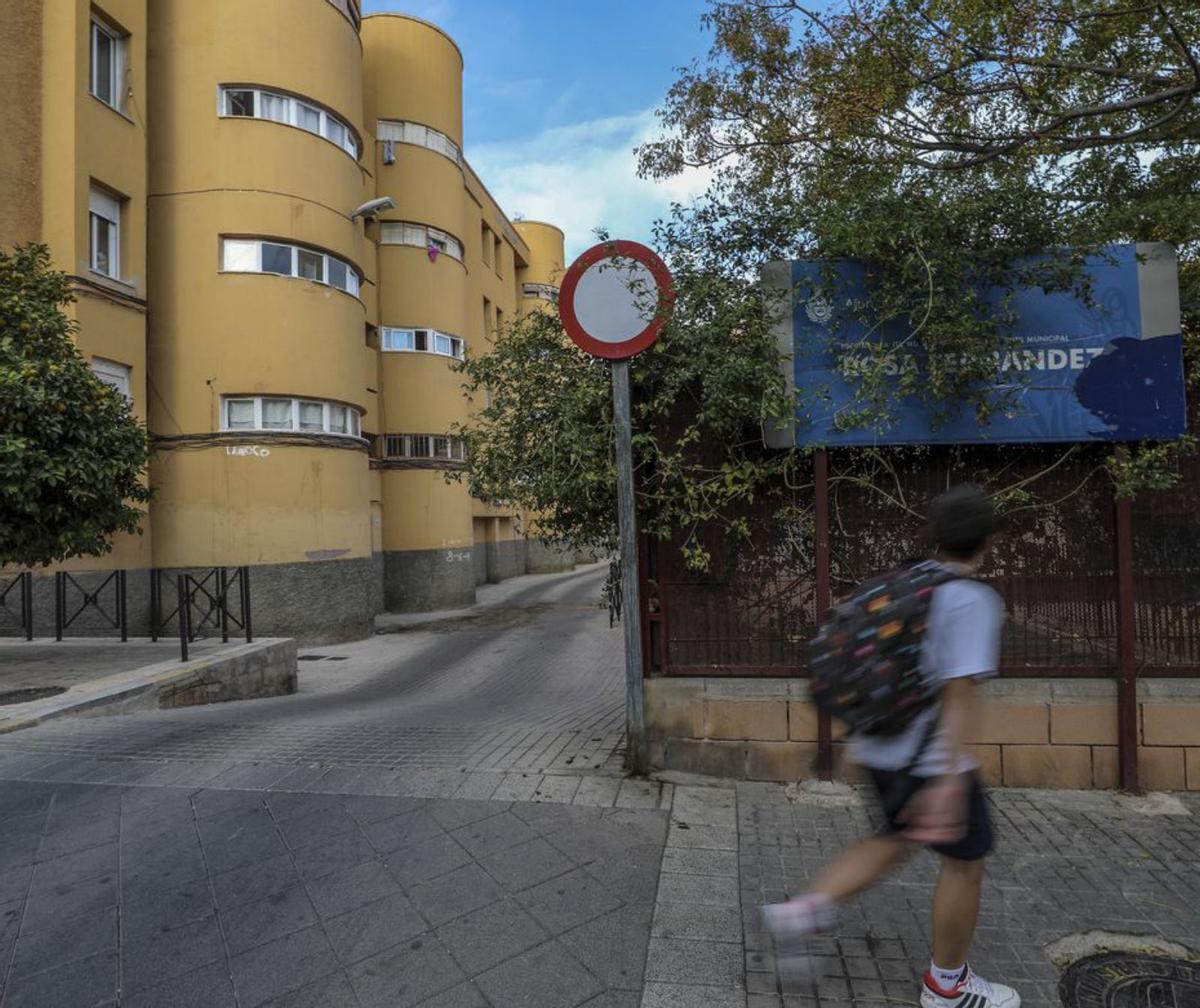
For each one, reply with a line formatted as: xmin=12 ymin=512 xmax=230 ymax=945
xmin=382 ymin=328 xmax=413 ymax=351
xmin=434 ymin=334 xmax=452 ymax=356
xmin=432 ymin=437 xmax=450 ymax=459
xmin=226 ymin=399 xmax=256 ymax=429
xmin=89 ymin=186 xmax=121 ymax=279
xmin=222 ymin=239 xmax=259 ymax=272
xmin=261 ymin=243 xmax=292 ymax=275
xmin=481 ymin=225 xmax=493 ymax=266
xmin=324 ymin=118 xmax=347 ymax=148
xmin=413 ymin=330 xmax=429 ymax=351
xmin=297 ymin=249 xmax=324 ymax=282
xmin=494 ymin=236 xmax=503 ymax=274
xmin=261 ymin=398 xmax=292 ymax=428
xmin=297 ymin=102 xmax=322 ymax=133
xmin=345 ymin=269 xmax=360 ymax=296
xmin=403 ymin=122 xmax=427 ymax=145
xmin=350 ymin=412 xmax=361 ymax=436
xmin=328 ymin=405 xmax=348 ymax=433
xmin=225 ymin=89 xmax=255 ymax=116
xmin=452 ymin=440 xmax=466 ymax=461
xmin=410 ymin=434 xmax=431 ymax=457
xmin=450 ymin=338 xmax=464 ymax=360
xmin=90 ymin=20 xmax=123 ymax=110
xmin=259 ymin=92 xmax=290 ymax=124
xmin=327 ymin=258 xmax=348 ymax=290
xmin=298 ymin=401 xmax=324 ymax=430
xmin=91 ymin=357 xmax=131 ymax=401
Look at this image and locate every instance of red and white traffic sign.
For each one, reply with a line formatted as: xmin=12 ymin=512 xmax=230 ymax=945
xmin=558 ymin=240 xmax=675 ymax=360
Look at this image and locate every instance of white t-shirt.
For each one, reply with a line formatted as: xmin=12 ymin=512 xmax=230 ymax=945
xmin=848 ymin=564 xmax=1005 ymax=777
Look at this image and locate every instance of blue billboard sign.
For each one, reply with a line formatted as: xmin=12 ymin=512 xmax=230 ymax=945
xmin=762 ymin=243 xmax=1188 ymax=448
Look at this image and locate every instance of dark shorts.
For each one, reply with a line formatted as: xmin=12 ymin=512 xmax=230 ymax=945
xmin=868 ymin=769 xmax=995 ymax=862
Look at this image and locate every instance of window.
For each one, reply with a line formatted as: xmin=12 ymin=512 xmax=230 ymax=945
xmin=91 ymin=358 xmax=130 ymax=401
xmin=296 ymin=249 xmax=324 ymax=282
xmin=221 ymin=239 xmax=360 ymax=296
xmin=226 ymin=399 xmax=256 ymax=429
xmin=261 ymin=242 xmax=293 ymax=275
xmin=218 ymin=86 xmax=359 ymax=159
xmin=382 ymin=434 xmax=468 ymax=463
xmin=224 ymin=89 xmax=255 ymax=116
xmin=379 ymin=222 xmax=464 ymax=262
xmin=89 ymin=186 xmax=121 ymax=279
xmin=481 ymin=225 xmax=493 ymax=267
xmin=522 ymin=282 xmax=560 ymax=303
xmin=298 ymin=401 xmax=324 ymax=430
xmin=90 ymin=19 xmax=125 ymax=111
xmin=221 ymin=396 xmax=364 ymax=438
xmin=381 ymin=327 xmax=465 ymax=360
xmin=376 ymin=119 xmax=462 ymax=166
xmin=494 ymin=236 xmax=503 ymax=275
xmin=262 ymin=398 xmax=292 ymax=428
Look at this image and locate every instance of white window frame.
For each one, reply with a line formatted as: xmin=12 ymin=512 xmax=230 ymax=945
xmin=380 ymin=326 xmax=465 ymax=360
xmin=522 ymin=282 xmax=560 ymax=303
xmin=382 ymin=434 xmax=468 ymax=461
xmin=375 ymin=119 xmax=462 ymax=166
xmin=91 ymin=357 xmax=131 ymax=401
xmin=218 ymin=86 xmax=360 ymax=160
xmin=89 ymin=186 xmax=122 ymax=279
xmin=90 ymin=19 xmax=125 ymax=112
xmin=221 ymin=238 xmax=360 ymax=297
xmin=220 ymin=396 xmax=364 ymax=439
xmin=379 ymin=222 xmax=464 ymax=262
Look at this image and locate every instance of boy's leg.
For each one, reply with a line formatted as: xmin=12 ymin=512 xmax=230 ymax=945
xmin=931 ymin=855 xmax=984 ymax=968
xmin=810 ymin=834 xmax=913 ymax=902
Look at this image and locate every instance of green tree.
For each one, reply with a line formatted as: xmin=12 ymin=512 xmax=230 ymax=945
xmin=640 ymin=0 xmax=1199 ymax=485
xmin=454 ymin=226 xmax=795 ymax=569
xmin=0 ymin=244 xmax=151 ymax=567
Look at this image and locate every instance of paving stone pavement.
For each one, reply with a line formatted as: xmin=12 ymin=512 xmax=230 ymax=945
xmin=3 ymin=564 xmax=1199 ymax=1006
xmin=735 ymin=783 xmax=1200 ymax=1008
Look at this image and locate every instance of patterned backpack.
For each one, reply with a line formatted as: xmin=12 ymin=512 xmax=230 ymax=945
xmin=807 ymin=560 xmax=957 ymax=737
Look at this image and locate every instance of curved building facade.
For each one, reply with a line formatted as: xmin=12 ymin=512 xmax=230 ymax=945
xmin=3 ymin=1 xmax=573 ymax=642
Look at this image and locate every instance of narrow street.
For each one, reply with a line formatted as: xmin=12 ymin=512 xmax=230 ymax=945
xmin=0 ymin=565 xmax=669 ymax=1008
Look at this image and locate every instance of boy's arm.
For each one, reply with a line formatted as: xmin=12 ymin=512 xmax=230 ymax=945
xmin=897 ymin=678 xmax=978 ymax=842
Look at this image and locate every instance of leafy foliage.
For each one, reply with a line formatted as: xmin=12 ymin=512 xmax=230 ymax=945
xmin=453 ymin=228 xmax=795 ymax=568
xmin=640 ymin=0 xmax=1199 ymax=483
xmin=0 ymin=245 xmax=151 ymax=567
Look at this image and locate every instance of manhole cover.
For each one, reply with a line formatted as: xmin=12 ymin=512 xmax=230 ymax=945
xmin=0 ymin=686 xmax=68 ymax=705
xmin=1061 ymin=953 xmax=1200 ymax=1008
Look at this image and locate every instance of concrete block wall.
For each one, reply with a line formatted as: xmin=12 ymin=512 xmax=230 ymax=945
xmin=644 ymin=677 xmax=1200 ymax=791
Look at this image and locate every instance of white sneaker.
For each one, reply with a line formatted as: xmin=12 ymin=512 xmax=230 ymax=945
xmin=759 ymin=894 xmax=837 ymax=988
xmin=921 ymin=965 xmax=1021 ymax=1008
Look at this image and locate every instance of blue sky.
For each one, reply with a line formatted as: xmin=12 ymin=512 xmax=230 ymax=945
xmin=362 ymin=0 xmax=716 ymax=257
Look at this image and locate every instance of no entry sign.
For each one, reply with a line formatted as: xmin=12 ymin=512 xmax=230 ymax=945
xmin=559 ymin=240 xmax=675 ymax=360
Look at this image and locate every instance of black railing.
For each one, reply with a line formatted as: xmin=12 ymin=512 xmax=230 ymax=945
xmin=0 ymin=573 xmax=33 ymax=641
xmin=152 ymin=567 xmax=252 ymax=661
xmin=55 ymin=570 xmax=128 ymax=642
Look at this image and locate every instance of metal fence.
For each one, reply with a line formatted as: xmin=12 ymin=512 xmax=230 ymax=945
xmin=641 ymin=444 xmax=1199 ymax=791
xmin=644 ymin=449 xmax=1199 ymax=680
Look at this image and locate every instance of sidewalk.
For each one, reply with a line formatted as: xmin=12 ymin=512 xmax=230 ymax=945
xmin=1 ymin=740 xmax=1197 ymax=1007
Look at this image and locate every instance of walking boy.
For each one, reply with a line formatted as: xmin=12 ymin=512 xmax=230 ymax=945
xmin=763 ymin=484 xmax=1020 ymax=1008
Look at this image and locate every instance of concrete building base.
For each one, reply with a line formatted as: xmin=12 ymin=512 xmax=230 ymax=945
xmin=524 ymin=538 xmax=576 ymax=574
xmin=383 ymin=546 xmax=476 ymax=613
xmin=486 ymin=538 xmax=526 ymax=583
xmin=7 ymin=556 xmax=379 ymax=646
xmin=644 ymin=676 xmax=1200 ymax=790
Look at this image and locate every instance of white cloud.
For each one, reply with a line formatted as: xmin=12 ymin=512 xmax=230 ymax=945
xmin=467 ymin=108 xmax=714 ymax=260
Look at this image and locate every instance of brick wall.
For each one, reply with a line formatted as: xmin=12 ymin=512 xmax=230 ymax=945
xmin=644 ymin=678 xmax=1200 ymax=791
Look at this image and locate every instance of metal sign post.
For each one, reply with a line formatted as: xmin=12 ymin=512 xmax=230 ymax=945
xmin=559 ymin=240 xmax=675 ymax=776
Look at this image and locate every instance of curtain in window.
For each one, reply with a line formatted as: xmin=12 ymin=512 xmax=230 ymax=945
xmin=262 ymin=399 xmax=292 ymax=428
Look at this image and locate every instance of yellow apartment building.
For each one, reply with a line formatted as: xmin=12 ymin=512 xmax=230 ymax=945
xmin=1 ymin=0 xmax=570 ymax=642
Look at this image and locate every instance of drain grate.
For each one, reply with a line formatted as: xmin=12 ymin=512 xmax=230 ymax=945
xmin=1061 ymin=952 xmax=1200 ymax=1008
xmin=297 ymin=655 xmax=348 ymax=663
xmin=0 ymin=686 xmax=69 ymax=705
